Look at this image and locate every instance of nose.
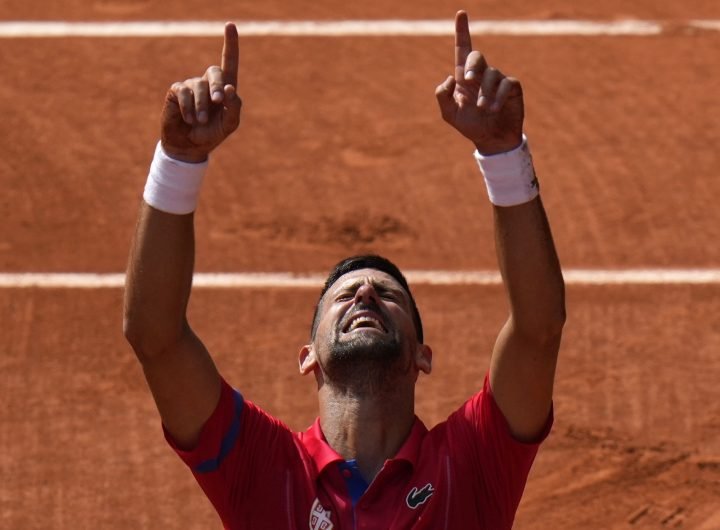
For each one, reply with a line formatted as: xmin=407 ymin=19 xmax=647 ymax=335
xmin=353 ymin=282 xmax=380 ymax=306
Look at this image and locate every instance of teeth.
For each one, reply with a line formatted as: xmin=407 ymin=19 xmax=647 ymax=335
xmin=348 ymin=316 xmax=383 ymax=332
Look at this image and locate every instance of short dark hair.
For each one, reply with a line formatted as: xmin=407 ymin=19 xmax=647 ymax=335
xmin=310 ymin=254 xmax=424 ymax=343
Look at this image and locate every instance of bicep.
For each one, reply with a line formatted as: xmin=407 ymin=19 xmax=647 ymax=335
xmin=140 ymin=325 xmax=222 ymax=450
xmin=489 ymin=317 xmax=560 ymax=441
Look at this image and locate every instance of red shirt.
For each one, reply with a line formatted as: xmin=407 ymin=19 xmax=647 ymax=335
xmin=165 ymin=375 xmax=552 ymax=529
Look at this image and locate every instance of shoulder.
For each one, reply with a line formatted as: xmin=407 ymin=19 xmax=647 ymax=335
xmin=166 ymin=377 xmax=298 ymax=471
xmin=425 ymin=374 xmax=553 ymax=464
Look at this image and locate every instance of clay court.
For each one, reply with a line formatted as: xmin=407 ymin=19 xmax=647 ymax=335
xmin=1 ymin=1 xmax=719 ymax=528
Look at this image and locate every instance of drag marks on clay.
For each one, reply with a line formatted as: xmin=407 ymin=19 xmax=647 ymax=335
xmin=628 ymin=504 xmax=685 ymax=527
xmin=534 ymin=425 xmax=718 ymax=528
xmin=240 ymin=212 xmax=415 ymax=247
xmin=696 ymin=459 xmax=720 ymax=472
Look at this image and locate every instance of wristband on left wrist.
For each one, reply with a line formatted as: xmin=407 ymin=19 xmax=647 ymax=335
xmin=473 ymin=134 xmax=539 ymax=207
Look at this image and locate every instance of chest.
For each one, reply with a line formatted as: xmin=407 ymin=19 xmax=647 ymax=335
xmin=294 ymin=453 xmax=481 ymax=530
xmin=224 ymin=440 xmax=506 ymax=530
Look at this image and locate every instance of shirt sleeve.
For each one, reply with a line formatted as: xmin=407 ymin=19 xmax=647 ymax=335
xmin=163 ymin=377 xmax=297 ymax=528
xmin=445 ymin=372 xmax=553 ymax=528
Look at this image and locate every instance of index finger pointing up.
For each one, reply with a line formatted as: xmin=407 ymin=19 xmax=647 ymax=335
xmin=454 ymin=11 xmax=472 ymax=81
xmin=222 ymin=22 xmax=239 ymax=87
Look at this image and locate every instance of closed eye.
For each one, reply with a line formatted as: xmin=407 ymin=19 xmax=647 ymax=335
xmin=376 ymin=288 xmax=402 ymax=302
xmin=335 ymin=292 xmax=354 ymax=302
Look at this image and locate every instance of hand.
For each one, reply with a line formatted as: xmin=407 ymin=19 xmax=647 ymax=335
xmin=435 ymin=11 xmax=524 ymax=155
xmin=160 ymin=23 xmax=242 ymax=163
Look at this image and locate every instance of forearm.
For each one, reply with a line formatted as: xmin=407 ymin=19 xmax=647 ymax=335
xmin=494 ymin=197 xmax=565 ymax=341
xmin=123 ymin=202 xmax=196 ymax=359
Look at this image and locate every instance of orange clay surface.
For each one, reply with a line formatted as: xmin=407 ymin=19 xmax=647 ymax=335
xmin=1 ymin=2 xmax=719 ymax=529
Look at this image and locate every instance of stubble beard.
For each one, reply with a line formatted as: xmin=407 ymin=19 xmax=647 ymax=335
xmin=322 ymin=328 xmax=409 ymax=395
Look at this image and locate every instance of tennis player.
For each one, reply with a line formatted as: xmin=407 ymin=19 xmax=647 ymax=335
xmin=124 ymin=10 xmax=565 ymax=529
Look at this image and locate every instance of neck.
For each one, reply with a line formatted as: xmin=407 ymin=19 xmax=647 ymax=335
xmin=318 ymin=381 xmax=415 ymax=483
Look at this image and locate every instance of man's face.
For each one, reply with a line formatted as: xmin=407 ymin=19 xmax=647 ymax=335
xmin=307 ymin=268 xmax=422 ymax=389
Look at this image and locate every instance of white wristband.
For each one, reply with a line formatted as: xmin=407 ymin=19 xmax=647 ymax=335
xmin=143 ymin=141 xmax=209 ymax=215
xmin=473 ymin=135 xmax=539 ymax=207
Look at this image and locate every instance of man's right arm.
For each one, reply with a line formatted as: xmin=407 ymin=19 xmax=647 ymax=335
xmin=123 ymin=23 xmax=241 ymax=450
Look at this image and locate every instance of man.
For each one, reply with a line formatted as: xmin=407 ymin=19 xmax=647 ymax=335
xmin=124 ymin=10 xmax=565 ymax=530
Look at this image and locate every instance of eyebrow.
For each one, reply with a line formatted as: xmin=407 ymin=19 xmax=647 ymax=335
xmin=334 ymin=278 xmax=405 ymax=297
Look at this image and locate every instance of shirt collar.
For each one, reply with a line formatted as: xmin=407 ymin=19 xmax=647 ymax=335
xmin=392 ymin=416 xmax=428 ymax=467
xmin=300 ymin=416 xmax=429 ymax=473
xmin=301 ymin=418 xmax=344 ymax=472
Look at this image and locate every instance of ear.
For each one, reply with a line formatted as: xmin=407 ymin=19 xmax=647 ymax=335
xmin=298 ymin=344 xmax=318 ymax=375
xmin=414 ymin=344 xmax=432 ymax=375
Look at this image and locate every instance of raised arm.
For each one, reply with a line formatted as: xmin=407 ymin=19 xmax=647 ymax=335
xmin=123 ymin=23 xmax=242 ymax=449
xmin=436 ymin=12 xmax=565 ymax=441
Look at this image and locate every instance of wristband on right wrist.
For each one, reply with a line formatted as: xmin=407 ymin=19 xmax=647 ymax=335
xmin=143 ymin=141 xmax=209 ymax=215
xmin=473 ymin=135 xmax=539 ymax=207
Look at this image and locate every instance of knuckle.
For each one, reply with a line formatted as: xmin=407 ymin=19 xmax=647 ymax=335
xmin=176 ymin=84 xmax=192 ymax=97
xmin=195 ymin=79 xmax=209 ymax=94
xmin=184 ymin=77 xmax=202 ymax=90
xmin=170 ymin=82 xmax=187 ymax=95
xmin=504 ymin=77 xmax=523 ymax=94
xmin=483 ymin=67 xmax=503 ymax=86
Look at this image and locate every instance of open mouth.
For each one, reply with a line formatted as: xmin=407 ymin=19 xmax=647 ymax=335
xmin=342 ymin=311 xmax=387 ymax=333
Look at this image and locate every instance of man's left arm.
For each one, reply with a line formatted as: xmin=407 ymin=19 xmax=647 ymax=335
xmin=489 ymin=197 xmax=565 ymax=441
xmin=436 ymin=11 xmax=565 ymax=442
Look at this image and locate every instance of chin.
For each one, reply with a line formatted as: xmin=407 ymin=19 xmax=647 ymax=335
xmin=331 ymin=331 xmax=402 ymax=363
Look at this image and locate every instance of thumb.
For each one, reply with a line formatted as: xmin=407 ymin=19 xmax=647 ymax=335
xmin=221 ymin=84 xmax=242 ymax=135
xmin=435 ymin=76 xmax=457 ymax=123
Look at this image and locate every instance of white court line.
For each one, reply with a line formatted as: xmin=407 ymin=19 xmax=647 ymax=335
xmin=1 ymin=269 xmax=720 ymax=288
xmin=0 ymin=20 xmax=678 ymax=38
xmin=690 ymin=20 xmax=720 ymax=30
